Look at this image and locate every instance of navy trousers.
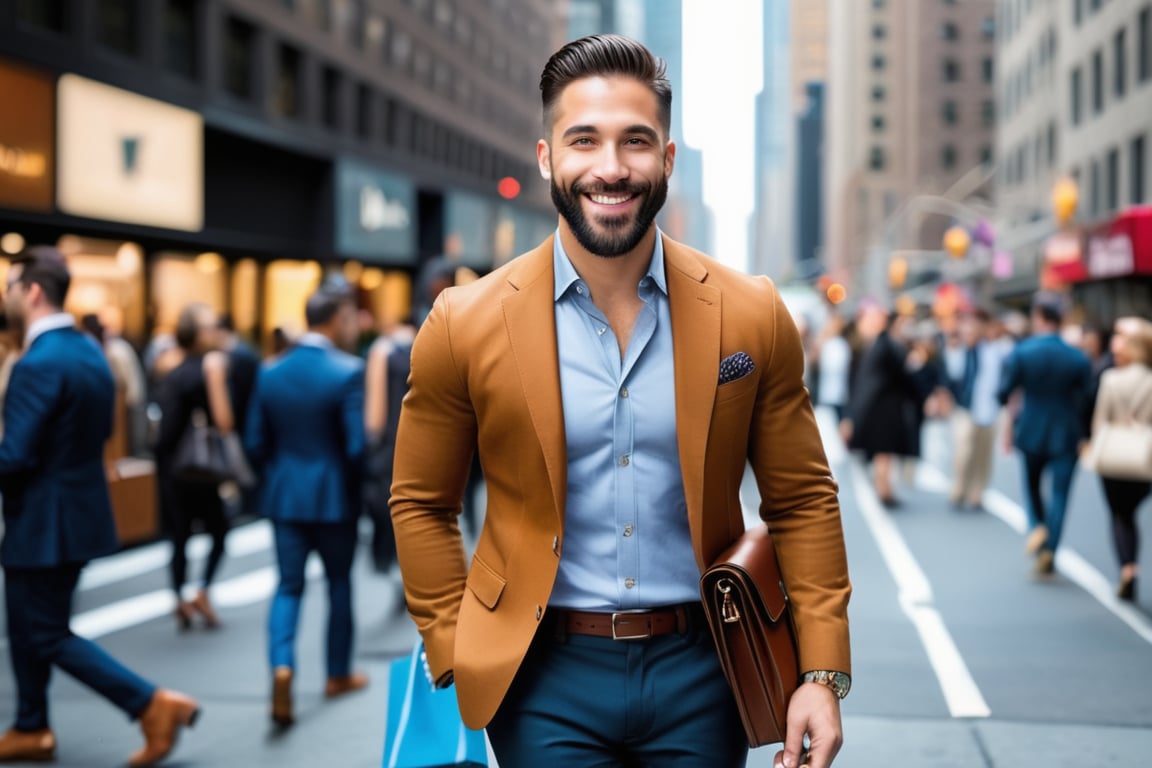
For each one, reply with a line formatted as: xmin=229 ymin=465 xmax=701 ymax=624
xmin=268 ymin=520 xmax=358 ymax=677
xmin=4 ymin=565 xmax=155 ymax=731
xmin=487 ymin=613 xmax=748 ymax=768
xmin=1021 ymin=451 xmax=1078 ymax=551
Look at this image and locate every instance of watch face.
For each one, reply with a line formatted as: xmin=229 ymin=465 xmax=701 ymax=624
xmin=830 ymin=672 xmax=851 ymax=696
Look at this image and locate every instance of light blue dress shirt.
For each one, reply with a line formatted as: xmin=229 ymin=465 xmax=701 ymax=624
xmin=548 ymin=232 xmax=700 ymax=611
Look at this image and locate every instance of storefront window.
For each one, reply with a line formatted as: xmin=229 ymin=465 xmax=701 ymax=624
xmin=230 ymin=258 xmax=260 ymax=341
xmin=54 ymin=236 xmax=147 ymax=347
xmin=263 ymin=260 xmax=322 ymax=351
xmin=149 ymin=251 xmax=228 ymax=342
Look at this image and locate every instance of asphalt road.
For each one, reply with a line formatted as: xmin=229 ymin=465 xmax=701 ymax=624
xmin=1 ymin=412 xmax=1150 ymax=767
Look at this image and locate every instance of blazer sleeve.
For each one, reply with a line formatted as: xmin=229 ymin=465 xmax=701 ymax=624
xmin=747 ymin=280 xmax=852 ymax=675
xmin=243 ymin=368 xmax=268 ymax=467
xmin=341 ymin=363 xmax=366 ymax=466
xmin=389 ymin=292 xmax=477 ymax=682
xmin=0 ymin=358 xmax=59 ymax=477
xmin=997 ymin=347 xmax=1020 ymax=406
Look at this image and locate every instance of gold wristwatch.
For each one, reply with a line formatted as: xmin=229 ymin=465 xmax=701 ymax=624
xmin=801 ymin=670 xmax=851 ymax=699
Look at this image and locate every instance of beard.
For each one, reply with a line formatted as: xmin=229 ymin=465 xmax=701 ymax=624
xmin=550 ymin=172 xmax=669 ymax=258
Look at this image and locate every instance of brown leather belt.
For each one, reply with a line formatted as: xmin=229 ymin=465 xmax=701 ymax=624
xmin=550 ymin=604 xmax=703 ymax=641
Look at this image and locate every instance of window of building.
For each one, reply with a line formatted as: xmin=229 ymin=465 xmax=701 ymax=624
xmin=1092 ymin=48 xmax=1104 ymax=114
xmin=981 ymin=145 xmax=994 ymax=165
xmin=356 ymin=83 xmax=373 ymax=139
xmin=982 ymin=99 xmax=996 ymax=127
xmin=1133 ymin=134 xmax=1147 ymax=203
xmin=870 ymin=146 xmax=886 ymax=171
xmin=1070 ymin=66 xmax=1083 ymax=125
xmin=872 ymin=85 xmax=886 ymax=101
xmin=323 ymin=66 xmax=342 ymax=130
xmin=1140 ymin=6 xmax=1151 ymax=83
xmin=872 ymin=115 xmax=886 ymax=131
xmin=454 ymin=14 xmax=471 ymax=45
xmin=434 ymin=0 xmax=453 ymax=30
xmin=872 ymin=0 xmax=885 ymax=8
xmin=96 ymin=0 xmax=139 ymax=56
xmin=941 ymin=22 xmax=959 ymax=41
xmin=16 ymin=0 xmax=70 ymax=33
xmin=872 ymin=54 xmax=886 ymax=71
xmin=1115 ymin=28 xmax=1128 ymax=98
xmin=943 ymin=58 xmax=961 ymax=82
xmin=1106 ymin=147 xmax=1120 ymax=211
xmin=872 ymin=24 xmax=886 ymax=40
xmin=1048 ymin=120 xmax=1058 ymax=165
xmin=163 ymin=0 xmax=198 ymax=78
xmin=1074 ymin=0 xmax=1083 ymax=26
xmin=223 ymin=15 xmax=255 ymax=100
xmin=942 ymin=100 xmax=959 ymax=126
xmin=942 ymin=144 xmax=958 ymax=171
xmin=390 ymin=30 xmax=412 ymax=73
xmin=1089 ymin=159 xmax=1101 ymax=215
xmin=273 ymin=44 xmax=301 ymax=117
xmin=983 ymin=57 xmax=994 ymax=83
xmin=982 ymin=16 xmax=996 ymax=39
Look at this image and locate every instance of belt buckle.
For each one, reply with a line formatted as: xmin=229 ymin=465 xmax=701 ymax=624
xmin=610 ymin=612 xmax=653 ymax=641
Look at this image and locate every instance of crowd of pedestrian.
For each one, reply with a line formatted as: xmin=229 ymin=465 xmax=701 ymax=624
xmin=808 ymin=289 xmax=1152 ymax=596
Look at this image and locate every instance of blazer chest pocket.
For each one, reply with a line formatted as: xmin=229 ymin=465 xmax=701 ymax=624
xmin=716 ymin=370 xmax=759 ymax=405
xmin=466 ymin=555 xmax=507 ymax=611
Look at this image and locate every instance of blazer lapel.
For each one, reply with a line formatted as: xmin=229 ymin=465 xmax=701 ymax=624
xmin=664 ymin=237 xmax=721 ymax=550
xmin=501 ymin=238 xmax=568 ymax=523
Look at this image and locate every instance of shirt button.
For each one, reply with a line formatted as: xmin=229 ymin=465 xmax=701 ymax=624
xmin=619 ymin=455 xmax=630 ymax=467
xmin=624 ymin=578 xmax=636 ymax=589
xmin=597 ymin=326 xmax=607 ymax=336
xmin=623 ymin=524 xmax=634 ymax=537
xmin=620 ymin=386 xmax=629 ymax=398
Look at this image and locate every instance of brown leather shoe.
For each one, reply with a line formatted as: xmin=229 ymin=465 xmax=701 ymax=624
xmin=271 ymin=667 xmax=294 ymax=727
xmin=324 ymin=672 xmax=368 ymax=699
xmin=1034 ymin=548 xmax=1056 ymax=577
xmin=191 ymin=590 xmax=220 ymax=629
xmin=0 ymin=728 xmax=55 ymax=762
xmin=128 ymin=689 xmax=200 ymax=766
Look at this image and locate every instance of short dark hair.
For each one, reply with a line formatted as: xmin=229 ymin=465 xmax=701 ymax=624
xmin=175 ymin=303 xmax=211 ymax=350
xmin=1031 ymin=291 xmax=1065 ymax=325
xmin=305 ymin=286 xmax=354 ymax=329
xmin=11 ymin=245 xmax=71 ymax=309
xmin=540 ymin=34 xmax=672 ymax=137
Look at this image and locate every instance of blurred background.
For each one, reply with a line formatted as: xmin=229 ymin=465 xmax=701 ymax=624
xmin=1 ymin=0 xmax=1150 ymax=349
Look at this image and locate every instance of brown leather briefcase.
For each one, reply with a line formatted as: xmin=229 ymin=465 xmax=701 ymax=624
xmin=700 ymin=524 xmax=800 ymax=747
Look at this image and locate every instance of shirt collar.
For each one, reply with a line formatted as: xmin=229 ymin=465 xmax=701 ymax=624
xmin=552 ymin=228 xmax=668 ymax=302
xmin=25 ymin=313 xmax=76 ymax=347
xmin=297 ymin=332 xmax=334 ymax=349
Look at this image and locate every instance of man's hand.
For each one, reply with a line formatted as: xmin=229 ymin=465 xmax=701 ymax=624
xmin=773 ymin=683 xmax=843 ymax=768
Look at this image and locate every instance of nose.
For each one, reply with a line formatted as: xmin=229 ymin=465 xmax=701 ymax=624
xmin=592 ymin=144 xmax=629 ymax=184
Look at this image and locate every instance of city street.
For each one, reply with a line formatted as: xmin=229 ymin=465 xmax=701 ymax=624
xmin=1 ymin=412 xmax=1150 ymax=767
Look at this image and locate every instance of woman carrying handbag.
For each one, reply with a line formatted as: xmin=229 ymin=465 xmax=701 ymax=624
xmin=155 ymin=303 xmax=237 ymax=629
xmin=1089 ymin=317 xmax=1152 ymax=601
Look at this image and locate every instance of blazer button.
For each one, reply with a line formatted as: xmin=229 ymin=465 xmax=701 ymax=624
xmin=552 ymin=535 xmax=560 ymax=555
xmin=536 ymin=605 xmax=543 ymax=621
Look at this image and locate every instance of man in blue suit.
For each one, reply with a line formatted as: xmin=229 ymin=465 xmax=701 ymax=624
xmin=245 ymin=284 xmax=368 ymax=727
xmin=0 ymin=247 xmax=199 ymax=765
xmin=998 ymin=292 xmax=1093 ymax=576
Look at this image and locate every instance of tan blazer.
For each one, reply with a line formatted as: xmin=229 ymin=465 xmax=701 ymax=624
xmin=390 ymin=234 xmax=852 ymax=728
xmin=1093 ymin=363 xmax=1152 ymax=436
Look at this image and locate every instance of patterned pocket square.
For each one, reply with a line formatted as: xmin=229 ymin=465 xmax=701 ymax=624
xmin=718 ymin=352 xmax=756 ymax=384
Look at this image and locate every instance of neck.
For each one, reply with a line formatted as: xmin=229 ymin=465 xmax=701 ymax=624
xmin=26 ymin=305 xmax=61 ymax=327
xmin=308 ymin=327 xmax=336 ymax=345
xmin=557 ymin=223 xmax=657 ymax=301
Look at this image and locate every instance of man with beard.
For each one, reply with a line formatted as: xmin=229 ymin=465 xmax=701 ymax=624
xmin=389 ymin=35 xmax=851 ymax=768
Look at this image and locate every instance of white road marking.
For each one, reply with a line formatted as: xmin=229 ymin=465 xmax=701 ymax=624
xmin=80 ymin=520 xmax=275 ymax=591
xmin=72 ymin=559 xmax=323 ymax=640
xmin=849 ymin=461 xmax=992 ymax=719
xmin=917 ymin=460 xmax=1152 ymax=647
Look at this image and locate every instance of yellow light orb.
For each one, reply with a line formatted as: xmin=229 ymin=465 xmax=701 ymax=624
xmin=826 ymin=283 xmax=847 ymax=305
xmin=943 ymin=226 xmax=970 ymax=259
xmin=888 ymin=257 xmax=909 ymax=289
xmin=1052 ymin=177 xmax=1079 ymax=225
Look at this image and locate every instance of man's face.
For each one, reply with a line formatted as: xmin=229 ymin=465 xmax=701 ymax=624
xmin=537 ymin=76 xmax=674 ymax=258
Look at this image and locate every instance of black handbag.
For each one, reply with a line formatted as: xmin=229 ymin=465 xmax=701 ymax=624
xmin=172 ymin=410 xmax=255 ymax=488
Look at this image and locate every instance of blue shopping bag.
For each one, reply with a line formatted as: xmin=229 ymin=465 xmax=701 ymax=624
xmin=383 ymin=643 xmax=488 ymax=768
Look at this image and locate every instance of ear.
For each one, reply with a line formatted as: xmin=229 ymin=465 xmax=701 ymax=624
xmin=664 ymin=139 xmax=676 ymax=178
xmin=537 ymin=139 xmax=552 ymax=180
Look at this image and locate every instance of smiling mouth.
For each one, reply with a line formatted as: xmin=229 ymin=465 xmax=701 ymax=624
xmin=587 ymin=193 xmax=635 ymax=206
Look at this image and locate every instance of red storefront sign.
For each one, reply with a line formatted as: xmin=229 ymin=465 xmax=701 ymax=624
xmin=1043 ymin=205 xmax=1152 ymax=284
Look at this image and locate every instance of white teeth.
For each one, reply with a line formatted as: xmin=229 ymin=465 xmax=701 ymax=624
xmin=590 ymin=194 xmax=630 ymax=205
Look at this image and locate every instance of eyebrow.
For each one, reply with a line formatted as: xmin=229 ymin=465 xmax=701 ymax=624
xmin=561 ymin=124 xmax=661 ymax=142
